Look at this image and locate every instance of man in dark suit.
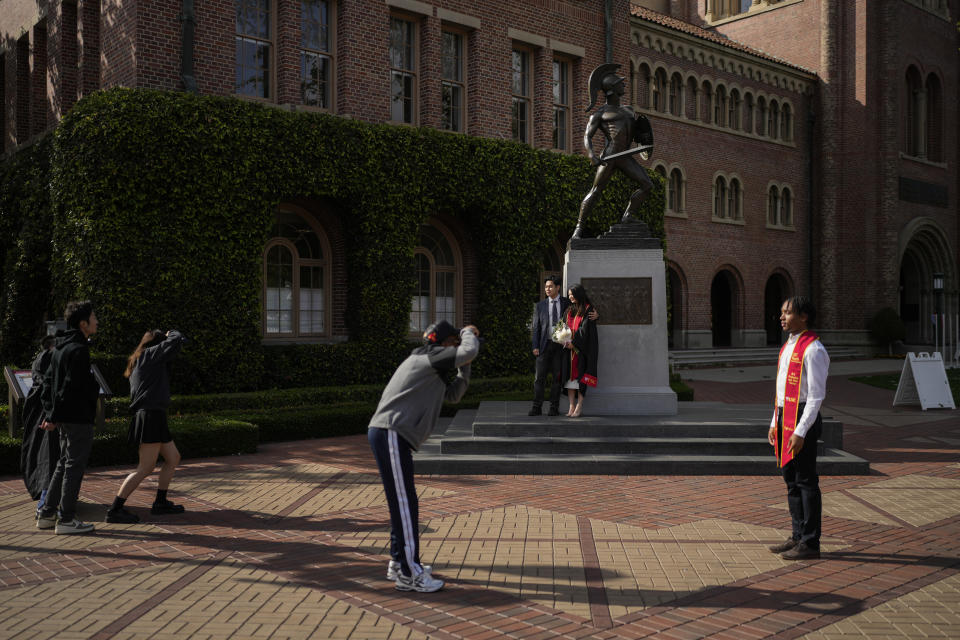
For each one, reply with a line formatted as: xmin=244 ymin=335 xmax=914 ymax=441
xmin=530 ymin=276 xmax=568 ymax=416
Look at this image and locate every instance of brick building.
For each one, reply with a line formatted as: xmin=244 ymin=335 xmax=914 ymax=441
xmin=1 ymin=0 xmax=957 ymax=349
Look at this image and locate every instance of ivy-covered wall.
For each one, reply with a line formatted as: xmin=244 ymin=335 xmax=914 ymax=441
xmin=0 ymin=136 xmax=55 ymax=366
xmin=5 ymin=87 xmax=664 ymax=392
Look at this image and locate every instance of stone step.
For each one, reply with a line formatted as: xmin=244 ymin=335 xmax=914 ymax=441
xmin=412 ymin=402 xmax=870 ymax=476
xmin=414 ymin=449 xmax=869 ymax=476
xmin=440 ymin=435 xmax=825 ymax=457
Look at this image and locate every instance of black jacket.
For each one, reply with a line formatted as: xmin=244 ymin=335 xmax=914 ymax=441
xmin=531 ymin=296 xmax=571 ymax=353
xmin=129 ymin=330 xmax=184 ymax=411
xmin=40 ymin=329 xmax=100 ymax=424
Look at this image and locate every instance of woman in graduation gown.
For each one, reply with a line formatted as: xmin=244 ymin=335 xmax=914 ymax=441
xmin=561 ymin=283 xmax=599 ymax=417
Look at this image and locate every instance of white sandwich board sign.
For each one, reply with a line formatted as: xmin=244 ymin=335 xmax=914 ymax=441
xmin=893 ymin=352 xmax=956 ymax=410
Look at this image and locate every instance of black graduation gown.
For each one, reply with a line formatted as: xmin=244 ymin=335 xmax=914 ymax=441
xmin=20 ymin=349 xmax=60 ymax=499
xmin=561 ymin=307 xmax=599 ymax=393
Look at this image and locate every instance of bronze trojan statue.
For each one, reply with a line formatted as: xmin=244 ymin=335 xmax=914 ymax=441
xmin=572 ymin=63 xmax=655 ymax=240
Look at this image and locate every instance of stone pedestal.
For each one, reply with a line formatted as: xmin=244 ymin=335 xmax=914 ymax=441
xmin=564 ymin=222 xmax=678 ymax=415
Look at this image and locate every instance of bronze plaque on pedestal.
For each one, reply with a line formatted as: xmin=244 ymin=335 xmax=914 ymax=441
xmin=581 ymin=277 xmax=652 ymax=325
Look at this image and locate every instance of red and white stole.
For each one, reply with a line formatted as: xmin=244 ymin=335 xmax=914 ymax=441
xmin=775 ymin=330 xmax=819 ymax=467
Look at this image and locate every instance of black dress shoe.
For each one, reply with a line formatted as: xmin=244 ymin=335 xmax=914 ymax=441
xmin=547 ymin=406 xmax=560 ymax=416
xmin=769 ymin=538 xmax=798 ymax=553
xmin=151 ymin=500 xmax=186 ymax=515
xmin=781 ymin=542 xmax=820 ymax=560
xmin=528 ymin=406 xmax=542 ymax=416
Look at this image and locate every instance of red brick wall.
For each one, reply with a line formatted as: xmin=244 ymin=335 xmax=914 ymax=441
xmin=100 ymin=0 xmax=138 ymax=88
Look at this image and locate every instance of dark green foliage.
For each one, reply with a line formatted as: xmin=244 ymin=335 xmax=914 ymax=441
xmin=669 ymin=373 xmax=695 ymax=402
xmin=868 ymin=307 xmax=906 ymax=354
xmin=44 ymin=88 xmax=664 ymax=391
xmin=0 ymin=136 xmax=55 ymax=366
xmin=0 ymin=415 xmax=257 ymax=475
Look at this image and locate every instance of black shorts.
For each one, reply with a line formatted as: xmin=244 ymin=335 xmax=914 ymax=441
xmin=128 ymin=409 xmax=172 ymax=446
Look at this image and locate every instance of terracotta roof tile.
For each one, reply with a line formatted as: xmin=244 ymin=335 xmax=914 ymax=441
xmin=630 ymin=5 xmax=812 ymax=73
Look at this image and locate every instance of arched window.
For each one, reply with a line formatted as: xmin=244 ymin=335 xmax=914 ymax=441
xmin=905 ymin=66 xmax=923 ymax=157
xmin=728 ymin=89 xmax=740 ymax=130
xmin=669 ymin=168 xmax=684 ymax=214
xmin=781 ymin=187 xmax=792 ymax=226
xmin=743 ymin=92 xmax=754 ymax=133
xmin=714 ymin=85 xmax=726 ymax=126
xmin=780 ymin=103 xmax=792 ymax=141
xmin=411 ymin=221 xmax=461 ymax=335
xmin=926 ymin=73 xmax=942 ymax=162
xmin=728 ymin=178 xmax=741 ymax=220
xmin=636 ymin=63 xmax=651 ymax=109
xmin=756 ymin=97 xmax=766 ymax=136
xmin=685 ymin=76 xmax=699 ymax=120
xmin=714 ymin=176 xmax=727 ymax=219
xmin=768 ymin=101 xmax=779 ymax=140
xmin=263 ymin=208 xmax=330 ymax=337
xmin=669 ymin=73 xmax=683 ymax=116
xmin=767 ymin=186 xmax=780 ymax=226
xmin=701 ymin=80 xmax=713 ymax=122
xmin=652 ymin=68 xmax=668 ymax=112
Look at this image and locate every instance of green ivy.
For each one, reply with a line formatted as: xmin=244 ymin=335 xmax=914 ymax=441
xmin=20 ymin=87 xmax=666 ymax=391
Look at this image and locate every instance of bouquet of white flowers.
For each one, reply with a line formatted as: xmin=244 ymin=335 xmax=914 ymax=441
xmin=551 ymin=319 xmax=572 ymax=345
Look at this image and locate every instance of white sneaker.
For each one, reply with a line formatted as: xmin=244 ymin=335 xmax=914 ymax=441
xmin=55 ymin=518 xmax=95 ymax=535
xmin=387 ymin=560 xmax=432 ymax=581
xmin=36 ymin=513 xmax=56 ymax=530
xmin=395 ymin=571 xmax=444 ymax=593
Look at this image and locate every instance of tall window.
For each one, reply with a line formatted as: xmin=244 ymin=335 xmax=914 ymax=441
xmin=511 ymin=48 xmax=531 ymax=143
xmin=714 ymin=85 xmax=726 ymax=126
xmin=768 ymin=186 xmax=781 ymax=226
xmin=743 ymin=93 xmax=754 ymax=133
xmin=390 ymin=16 xmax=416 ymax=123
xmin=669 ymin=73 xmax=682 ymax=116
xmin=769 ymin=101 xmax=779 ymax=140
xmin=441 ymin=30 xmax=465 ymax=132
xmin=264 ymin=209 xmax=329 ymax=337
xmin=552 ymin=59 xmax=570 ymax=150
xmin=780 ymin=103 xmax=791 ymax=141
xmin=756 ymin=97 xmax=766 ymax=136
xmin=300 ymin=0 xmax=332 ymax=108
xmin=781 ymin=187 xmax=792 ymax=226
xmin=728 ymin=89 xmax=740 ymax=130
xmin=411 ymin=223 xmax=460 ymax=335
xmin=236 ymin=0 xmax=271 ymax=97
xmin=714 ymin=176 xmax=727 ymax=219
xmin=652 ymin=69 xmax=667 ymax=112
xmin=926 ymin=73 xmax=942 ymax=162
xmin=669 ymin=168 xmax=684 ymax=214
xmin=701 ymin=81 xmax=713 ymax=122
xmin=727 ymin=178 xmax=741 ymax=220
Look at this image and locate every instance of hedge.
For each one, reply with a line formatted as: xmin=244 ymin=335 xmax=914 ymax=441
xmin=0 ymin=415 xmax=257 ymax=476
xmin=44 ymin=88 xmax=663 ymax=393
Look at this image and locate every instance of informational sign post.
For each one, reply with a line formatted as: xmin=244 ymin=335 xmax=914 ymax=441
xmin=893 ymin=352 xmax=957 ymax=410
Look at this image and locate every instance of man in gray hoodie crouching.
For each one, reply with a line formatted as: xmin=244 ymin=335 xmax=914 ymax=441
xmin=368 ymin=320 xmax=480 ymax=593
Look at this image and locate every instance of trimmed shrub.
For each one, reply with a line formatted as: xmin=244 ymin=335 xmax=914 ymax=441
xmin=868 ymin=307 xmax=906 ymax=355
xmin=0 ymin=415 xmax=257 ymax=476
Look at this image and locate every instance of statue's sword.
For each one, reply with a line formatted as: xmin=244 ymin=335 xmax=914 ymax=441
xmin=597 ymin=144 xmax=654 ymax=165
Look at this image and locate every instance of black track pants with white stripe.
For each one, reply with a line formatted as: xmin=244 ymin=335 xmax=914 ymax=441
xmin=368 ymin=427 xmax=424 ymax=578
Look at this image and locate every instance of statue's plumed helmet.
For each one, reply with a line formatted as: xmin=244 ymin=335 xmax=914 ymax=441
xmin=586 ymin=63 xmax=624 ymax=112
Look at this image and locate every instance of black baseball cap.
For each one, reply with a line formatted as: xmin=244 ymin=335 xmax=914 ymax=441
xmin=423 ymin=320 xmax=459 ymax=344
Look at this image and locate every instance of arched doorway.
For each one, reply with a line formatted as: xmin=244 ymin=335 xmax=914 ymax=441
xmin=710 ymin=271 xmax=736 ymax=347
xmin=668 ymin=266 xmax=683 ymax=349
xmin=764 ymin=273 xmax=790 ymax=345
xmin=898 ymin=219 xmax=955 ymax=345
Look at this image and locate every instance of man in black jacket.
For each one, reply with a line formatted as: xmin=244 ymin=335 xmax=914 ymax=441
xmin=37 ymin=301 xmax=101 ymax=535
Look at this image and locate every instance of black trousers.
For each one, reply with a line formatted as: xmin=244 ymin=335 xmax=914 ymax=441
xmin=533 ymin=343 xmax=564 ymax=408
xmin=778 ymin=407 xmax=822 ymax=549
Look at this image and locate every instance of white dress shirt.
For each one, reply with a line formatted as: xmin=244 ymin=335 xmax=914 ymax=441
xmin=770 ymin=332 xmax=830 ymax=439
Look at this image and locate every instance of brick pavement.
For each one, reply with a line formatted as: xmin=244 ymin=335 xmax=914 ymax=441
xmin=1 ymin=373 xmax=958 ymax=639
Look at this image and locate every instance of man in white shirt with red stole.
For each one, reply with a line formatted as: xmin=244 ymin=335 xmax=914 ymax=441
xmin=767 ymin=296 xmax=830 ymax=561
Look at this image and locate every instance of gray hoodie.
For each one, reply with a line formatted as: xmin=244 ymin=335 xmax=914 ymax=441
xmin=368 ymin=328 xmax=480 ymax=450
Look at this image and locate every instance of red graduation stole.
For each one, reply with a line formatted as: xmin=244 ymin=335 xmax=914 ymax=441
xmin=775 ymin=330 xmax=819 ymax=467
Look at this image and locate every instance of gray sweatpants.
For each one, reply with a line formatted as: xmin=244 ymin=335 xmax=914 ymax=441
xmin=43 ymin=423 xmax=94 ymax=521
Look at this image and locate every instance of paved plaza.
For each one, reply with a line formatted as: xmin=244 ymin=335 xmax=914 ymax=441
xmin=1 ymin=361 xmax=959 ymax=639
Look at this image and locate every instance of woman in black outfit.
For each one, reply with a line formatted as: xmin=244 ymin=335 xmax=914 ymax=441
xmin=105 ymin=330 xmax=186 ymax=523
xmin=561 ymin=283 xmax=599 ymax=417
